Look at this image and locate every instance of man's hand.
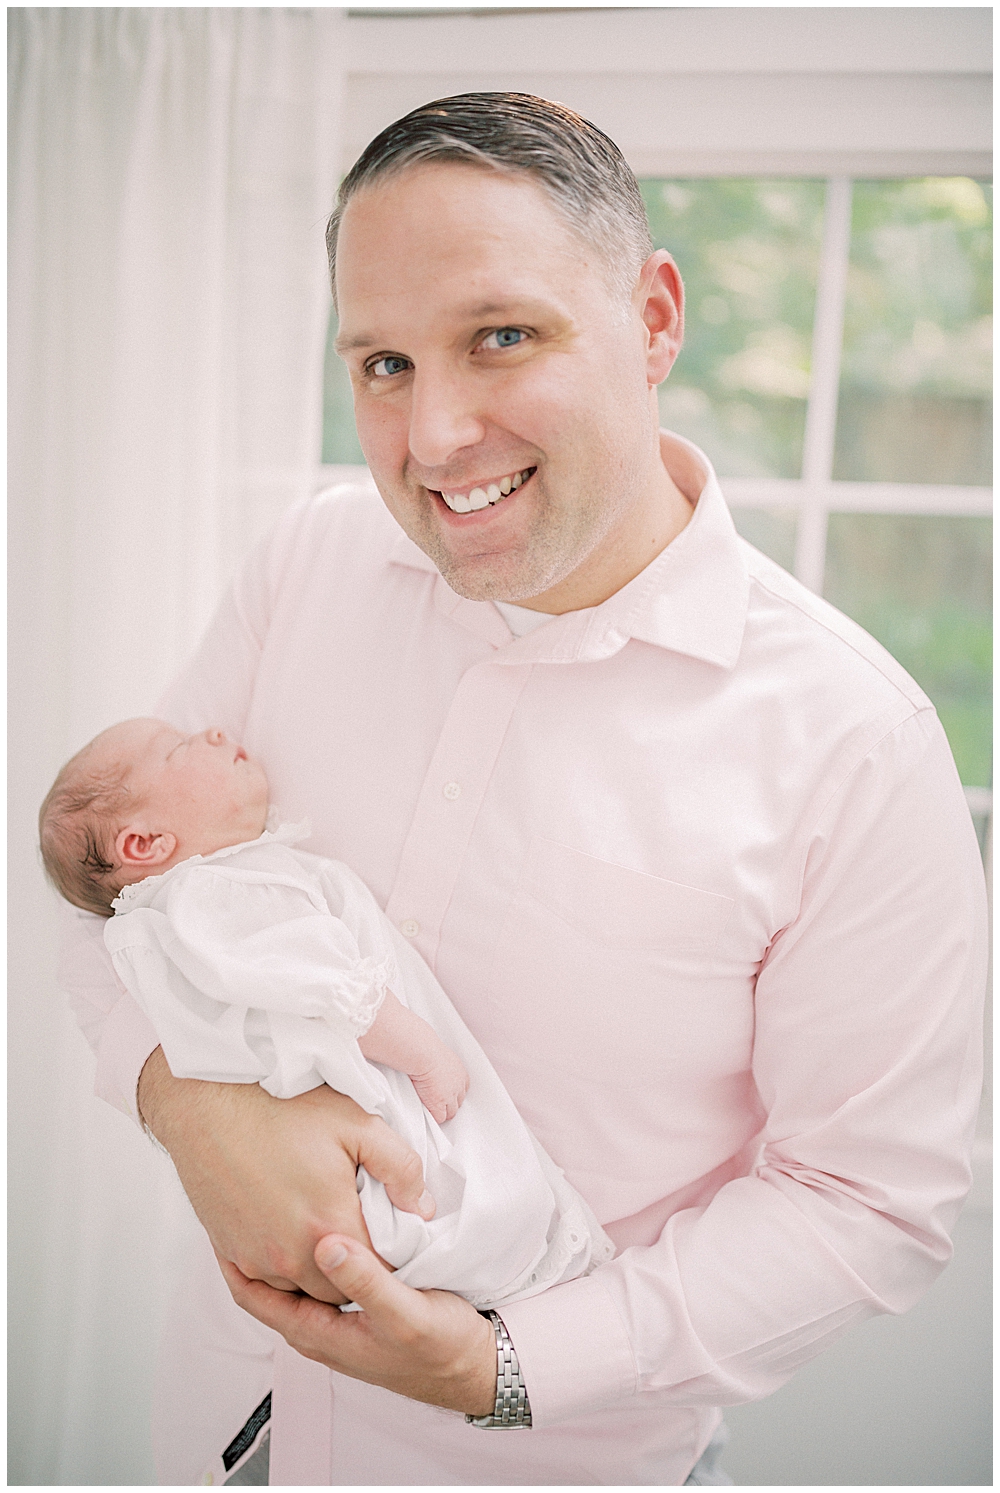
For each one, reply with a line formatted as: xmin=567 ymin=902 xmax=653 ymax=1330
xmin=217 ymin=1234 xmax=498 ymax=1418
xmin=137 ymin=1047 xmax=434 ymax=1303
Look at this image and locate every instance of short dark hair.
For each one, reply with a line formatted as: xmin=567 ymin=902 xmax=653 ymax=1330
xmin=326 ymin=92 xmax=654 ymax=306
xmin=38 ymin=748 xmax=134 ymax=917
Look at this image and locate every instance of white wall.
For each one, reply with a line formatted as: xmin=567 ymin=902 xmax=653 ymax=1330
xmin=340 ymin=6 xmax=991 ymax=177
xmin=8 ymin=8 xmax=991 ymax=1485
xmin=723 ymin=1207 xmax=992 ymax=1486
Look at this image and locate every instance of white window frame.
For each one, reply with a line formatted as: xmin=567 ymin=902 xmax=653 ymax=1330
xmin=720 ymin=175 xmax=992 ymax=828
xmin=722 ymin=177 xmax=992 ymax=586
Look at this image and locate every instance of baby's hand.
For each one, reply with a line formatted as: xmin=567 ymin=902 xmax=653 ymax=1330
xmin=357 ymin=991 xmax=470 ymax=1123
xmin=408 ymin=1043 xmax=470 ymax=1124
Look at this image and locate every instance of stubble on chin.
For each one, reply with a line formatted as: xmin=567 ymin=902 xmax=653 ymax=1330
xmin=432 ymin=542 xmax=566 ymax=604
xmin=394 ymin=481 xmax=583 ymax=605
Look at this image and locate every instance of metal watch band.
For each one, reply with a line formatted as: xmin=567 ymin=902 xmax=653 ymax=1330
xmin=465 ymin=1311 xmax=533 ymax=1428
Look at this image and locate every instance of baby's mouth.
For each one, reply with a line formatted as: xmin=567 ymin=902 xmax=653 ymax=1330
xmin=431 ymin=467 xmax=536 ymax=514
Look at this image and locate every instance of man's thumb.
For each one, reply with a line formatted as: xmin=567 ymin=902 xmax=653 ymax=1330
xmin=315 ymin=1236 xmax=350 ymax=1273
xmin=313 ymin=1234 xmax=396 ymax=1314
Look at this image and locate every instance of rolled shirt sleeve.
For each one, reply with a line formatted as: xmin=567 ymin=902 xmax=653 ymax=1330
xmin=500 ymin=708 xmax=986 ymax=1425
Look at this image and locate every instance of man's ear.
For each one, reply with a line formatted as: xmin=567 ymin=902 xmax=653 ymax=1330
xmin=115 ymin=826 xmax=177 ymax=867
xmin=638 ymin=250 xmax=684 ymax=386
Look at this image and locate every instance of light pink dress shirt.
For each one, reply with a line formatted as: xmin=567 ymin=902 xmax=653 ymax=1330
xmin=63 ymin=434 xmax=987 ymax=1485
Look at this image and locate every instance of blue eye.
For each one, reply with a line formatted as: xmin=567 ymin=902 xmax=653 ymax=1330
xmin=489 ymin=328 xmax=524 ymax=349
xmin=370 ymin=355 xmax=410 ymax=378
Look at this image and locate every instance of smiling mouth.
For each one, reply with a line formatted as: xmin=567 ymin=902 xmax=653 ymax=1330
xmin=431 ymin=467 xmax=536 ymax=514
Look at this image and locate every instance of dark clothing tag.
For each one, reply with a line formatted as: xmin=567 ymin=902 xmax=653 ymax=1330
xmin=222 ymin=1392 xmax=273 ymax=1473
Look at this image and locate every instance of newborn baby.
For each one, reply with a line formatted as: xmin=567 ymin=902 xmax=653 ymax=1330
xmin=40 ymin=719 xmax=613 ymax=1310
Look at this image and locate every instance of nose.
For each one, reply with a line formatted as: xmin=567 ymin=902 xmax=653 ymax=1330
xmin=407 ymin=363 xmax=487 ymax=471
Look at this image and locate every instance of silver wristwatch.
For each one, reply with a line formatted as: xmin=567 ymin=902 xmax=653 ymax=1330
xmin=465 ymin=1311 xmax=533 ymax=1428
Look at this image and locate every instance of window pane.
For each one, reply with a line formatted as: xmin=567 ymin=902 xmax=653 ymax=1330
xmin=322 ymin=311 xmax=365 ymax=464
xmin=823 ymin=514 xmax=992 ymax=787
xmin=641 ymin=179 xmax=825 ymax=479
xmin=730 ymin=508 xmax=797 ymax=573
xmin=834 ymin=179 xmax=993 ymax=485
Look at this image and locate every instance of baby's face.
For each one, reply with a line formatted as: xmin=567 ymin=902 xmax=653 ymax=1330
xmin=96 ymin=718 xmax=270 ymax=862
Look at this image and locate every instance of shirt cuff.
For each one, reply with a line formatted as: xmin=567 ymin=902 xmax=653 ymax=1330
xmin=498 ymin=1270 xmax=637 ymax=1427
xmin=93 ymin=991 xmax=161 ymax=1125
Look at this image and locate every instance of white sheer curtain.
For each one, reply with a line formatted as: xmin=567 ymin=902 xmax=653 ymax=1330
xmin=9 ymin=10 xmax=344 ymax=1482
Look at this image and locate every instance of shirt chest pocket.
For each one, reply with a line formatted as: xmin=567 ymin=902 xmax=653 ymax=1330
xmin=485 ymin=837 xmax=742 ymax=1093
xmin=514 ymin=837 xmax=735 ymax=954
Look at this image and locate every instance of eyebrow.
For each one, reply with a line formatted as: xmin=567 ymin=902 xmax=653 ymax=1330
xmin=334 ymin=330 xmax=381 ymax=354
xmin=334 ymin=300 xmax=550 ymax=355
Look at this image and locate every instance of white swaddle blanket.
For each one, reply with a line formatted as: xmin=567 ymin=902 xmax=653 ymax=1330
xmin=105 ymin=823 xmax=613 ymax=1310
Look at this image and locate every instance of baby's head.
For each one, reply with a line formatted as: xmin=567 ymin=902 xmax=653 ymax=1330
xmin=39 ymin=718 xmax=270 ymax=916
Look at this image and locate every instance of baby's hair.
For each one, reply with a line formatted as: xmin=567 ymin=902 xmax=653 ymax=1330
xmin=39 ymin=744 xmax=137 ymax=917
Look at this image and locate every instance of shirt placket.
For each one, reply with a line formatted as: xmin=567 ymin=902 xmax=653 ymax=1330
xmin=385 ymin=659 xmax=533 ymax=972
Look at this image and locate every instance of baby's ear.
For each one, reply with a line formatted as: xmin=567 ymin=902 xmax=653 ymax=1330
xmin=115 ymin=827 xmax=177 ymax=867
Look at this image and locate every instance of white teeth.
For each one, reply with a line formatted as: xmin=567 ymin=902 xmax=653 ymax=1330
xmin=439 ymin=468 xmax=532 ymax=512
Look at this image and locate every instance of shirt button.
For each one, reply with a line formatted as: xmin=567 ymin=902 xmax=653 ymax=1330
xmin=400 ymin=919 xmax=420 ymax=938
xmin=442 ymin=781 xmax=461 ymax=800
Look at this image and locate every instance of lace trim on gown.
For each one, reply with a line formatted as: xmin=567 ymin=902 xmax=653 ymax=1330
xmin=332 ymin=950 xmax=398 ymax=1037
xmin=110 ymin=817 xmax=310 ymax=912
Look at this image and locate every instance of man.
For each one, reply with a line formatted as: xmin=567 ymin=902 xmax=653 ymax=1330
xmin=66 ymin=94 xmax=986 ymax=1485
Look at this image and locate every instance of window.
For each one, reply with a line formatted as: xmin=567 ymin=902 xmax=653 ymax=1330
xmin=321 ymin=175 xmax=992 ymax=825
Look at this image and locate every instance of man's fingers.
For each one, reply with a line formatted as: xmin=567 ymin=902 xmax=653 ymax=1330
xmin=220 ymin=1237 xmax=496 ymax=1413
xmin=356 ymin=1117 xmax=435 ymax=1219
xmin=314 ymin=1233 xmax=424 ymax=1336
xmin=217 ymin=1253 xmax=347 ymax=1350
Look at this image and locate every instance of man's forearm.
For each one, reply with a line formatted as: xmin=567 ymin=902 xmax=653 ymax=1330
xmin=133 ymin=1046 xmax=432 ymax=1302
xmin=137 ymin=1044 xmax=222 ymax=1143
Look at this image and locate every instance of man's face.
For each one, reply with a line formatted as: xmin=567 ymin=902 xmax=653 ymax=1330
xmin=334 ymin=163 xmax=678 ymax=609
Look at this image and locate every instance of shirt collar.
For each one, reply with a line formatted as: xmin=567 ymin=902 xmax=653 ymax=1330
xmin=388 ymin=431 xmax=749 ymax=670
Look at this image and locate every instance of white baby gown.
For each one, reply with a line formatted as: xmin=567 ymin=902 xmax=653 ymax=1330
xmin=104 ymin=824 xmax=613 ymax=1310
